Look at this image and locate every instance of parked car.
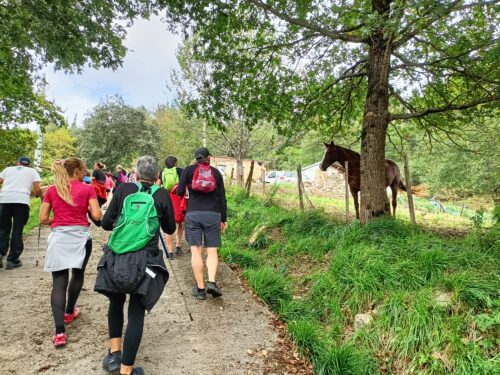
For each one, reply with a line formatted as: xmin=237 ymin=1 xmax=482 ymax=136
xmin=265 ymin=171 xmax=298 ymax=184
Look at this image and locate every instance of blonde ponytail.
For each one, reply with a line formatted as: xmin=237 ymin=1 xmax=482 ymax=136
xmin=52 ymin=160 xmax=74 ymax=206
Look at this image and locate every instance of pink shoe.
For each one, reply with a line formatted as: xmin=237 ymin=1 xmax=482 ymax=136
xmin=64 ymin=306 xmax=80 ymax=324
xmin=53 ymin=333 xmax=68 ymax=347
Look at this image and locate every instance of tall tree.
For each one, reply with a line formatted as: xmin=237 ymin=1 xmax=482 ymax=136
xmin=41 ymin=125 xmax=77 ymax=169
xmin=162 ymin=0 xmax=499 ymax=223
xmin=0 ymin=128 xmax=36 ymax=170
xmin=154 ymin=105 xmax=202 ymax=166
xmin=1 ymin=0 xmax=163 ymax=127
xmin=173 ymin=37 xmax=284 ymax=185
xmin=78 ymin=97 xmax=160 ymax=169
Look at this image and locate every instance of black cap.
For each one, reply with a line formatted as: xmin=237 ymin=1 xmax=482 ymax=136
xmin=17 ymin=156 xmax=31 ymax=166
xmin=194 ymin=147 xmax=211 ymax=160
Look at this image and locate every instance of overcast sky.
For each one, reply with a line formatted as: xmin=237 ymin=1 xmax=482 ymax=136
xmin=42 ymin=16 xmax=182 ymax=126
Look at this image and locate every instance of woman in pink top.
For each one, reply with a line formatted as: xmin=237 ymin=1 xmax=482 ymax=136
xmin=39 ymin=157 xmax=101 ymax=347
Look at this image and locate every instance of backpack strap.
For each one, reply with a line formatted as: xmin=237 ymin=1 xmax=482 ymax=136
xmin=150 ymin=184 xmax=160 ymax=195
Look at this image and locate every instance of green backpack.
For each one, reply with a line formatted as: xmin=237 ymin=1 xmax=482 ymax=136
xmin=108 ymin=183 xmax=160 ymax=254
xmin=161 ymin=167 xmax=179 ymax=191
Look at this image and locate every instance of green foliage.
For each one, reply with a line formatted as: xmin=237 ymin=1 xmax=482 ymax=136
xmin=219 ymin=245 xmax=260 ymax=269
xmin=164 ymin=0 xmax=498 ymax=142
xmin=288 ymin=320 xmax=324 ymax=356
xmin=0 ymin=128 xmax=36 ymax=170
xmin=243 ymin=267 xmax=292 ymax=309
xmin=24 ymin=198 xmax=41 ymax=235
xmin=470 ymin=209 xmax=486 ymax=230
xmin=223 ymin=192 xmax=500 ymax=374
xmin=396 ymin=117 xmax=500 ymax=200
xmin=1 ymin=1 xmax=163 ymax=126
xmin=313 ymin=344 xmax=378 ymax=375
xmin=41 ymin=125 xmax=77 ymax=169
xmin=77 ymin=97 xmax=160 ymax=169
xmin=154 ymin=106 xmax=202 ymax=166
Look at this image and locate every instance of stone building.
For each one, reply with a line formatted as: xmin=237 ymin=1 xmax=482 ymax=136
xmin=210 ymin=156 xmax=270 ymax=182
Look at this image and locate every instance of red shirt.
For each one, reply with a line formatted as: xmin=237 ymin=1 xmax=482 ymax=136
xmin=44 ymin=180 xmax=97 ymax=228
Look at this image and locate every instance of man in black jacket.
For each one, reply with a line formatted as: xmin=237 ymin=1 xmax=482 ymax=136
xmin=177 ymin=147 xmax=227 ymax=300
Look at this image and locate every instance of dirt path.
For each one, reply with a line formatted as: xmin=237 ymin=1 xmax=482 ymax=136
xmin=0 ymin=225 xmax=303 ymax=375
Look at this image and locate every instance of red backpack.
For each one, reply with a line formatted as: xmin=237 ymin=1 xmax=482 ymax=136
xmin=192 ymin=163 xmax=217 ymax=193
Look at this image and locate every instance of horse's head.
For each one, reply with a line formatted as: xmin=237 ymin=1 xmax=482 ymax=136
xmin=320 ymin=141 xmax=338 ymax=171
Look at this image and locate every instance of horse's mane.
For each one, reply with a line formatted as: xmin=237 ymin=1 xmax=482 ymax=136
xmin=336 ymin=144 xmax=360 ymax=160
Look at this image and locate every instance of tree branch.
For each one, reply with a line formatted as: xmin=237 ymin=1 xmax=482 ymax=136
xmin=394 ymin=0 xmax=499 ymax=49
xmin=239 ymin=33 xmax=321 ymax=52
xmin=246 ymin=0 xmax=367 ymax=44
xmin=390 ymin=96 xmax=499 ymax=121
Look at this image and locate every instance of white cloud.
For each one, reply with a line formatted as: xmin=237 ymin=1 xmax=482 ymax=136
xmin=43 ymin=15 xmax=182 ymax=125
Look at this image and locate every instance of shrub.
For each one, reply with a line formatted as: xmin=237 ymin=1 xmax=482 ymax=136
xmin=313 ymin=344 xmax=378 ymax=375
xmin=288 ymin=319 xmax=324 ymax=356
xmin=243 ymin=267 xmax=292 ymax=309
xmin=219 ymin=247 xmax=260 ymax=269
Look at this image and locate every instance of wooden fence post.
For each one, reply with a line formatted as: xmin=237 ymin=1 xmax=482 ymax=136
xmin=245 ymin=160 xmax=255 ymax=195
xmin=403 ymin=154 xmax=416 ymax=224
xmin=229 ymin=167 xmax=234 ymax=187
xmin=344 ymin=161 xmax=349 ymax=223
xmin=297 ymin=164 xmax=304 ymax=212
xmin=261 ymin=168 xmax=266 ymax=193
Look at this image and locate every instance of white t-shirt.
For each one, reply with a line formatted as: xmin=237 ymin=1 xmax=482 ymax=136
xmin=0 ymin=166 xmax=42 ymax=205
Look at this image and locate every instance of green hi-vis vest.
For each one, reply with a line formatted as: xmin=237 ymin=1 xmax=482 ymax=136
xmin=162 ymin=167 xmax=179 ymax=191
xmin=108 ymin=183 xmax=160 ymax=254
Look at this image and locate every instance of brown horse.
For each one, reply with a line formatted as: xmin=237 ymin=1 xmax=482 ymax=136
xmin=319 ymin=141 xmax=406 ymax=219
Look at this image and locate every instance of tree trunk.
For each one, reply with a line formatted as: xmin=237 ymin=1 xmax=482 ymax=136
xmin=236 ymin=158 xmax=244 ymax=187
xmin=359 ymin=0 xmax=392 ymax=224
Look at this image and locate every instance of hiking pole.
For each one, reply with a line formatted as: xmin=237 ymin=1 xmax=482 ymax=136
xmin=36 ymin=223 xmax=41 ymax=267
xmin=159 ymin=233 xmax=194 ymax=322
xmin=36 ymin=196 xmax=43 ymax=267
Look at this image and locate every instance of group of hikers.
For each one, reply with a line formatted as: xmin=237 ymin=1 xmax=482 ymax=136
xmin=0 ymin=147 xmax=227 ymax=375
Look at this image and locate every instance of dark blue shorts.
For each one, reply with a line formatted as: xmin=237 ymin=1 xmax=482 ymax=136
xmin=185 ymin=211 xmax=221 ymax=248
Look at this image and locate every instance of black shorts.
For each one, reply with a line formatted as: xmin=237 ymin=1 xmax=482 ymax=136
xmin=185 ymin=211 xmax=221 ymax=248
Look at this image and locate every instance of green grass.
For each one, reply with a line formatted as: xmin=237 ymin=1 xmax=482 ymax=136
xmin=259 ymin=184 xmax=496 ymax=230
xmin=23 ymin=198 xmax=41 ymax=235
xmin=221 ymin=189 xmax=500 ymax=374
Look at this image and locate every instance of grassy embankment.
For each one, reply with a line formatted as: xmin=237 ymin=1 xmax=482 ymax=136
xmin=253 ymin=184 xmax=495 ymax=231
xmin=24 ymin=198 xmax=41 ymax=235
xmin=222 ymin=188 xmax=499 ymax=374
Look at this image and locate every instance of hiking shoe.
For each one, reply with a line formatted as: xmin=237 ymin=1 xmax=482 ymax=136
xmin=64 ymin=306 xmax=80 ymax=324
xmin=175 ymin=246 xmax=182 ymax=255
xmin=206 ymin=281 xmax=223 ymax=298
xmin=52 ymin=333 xmax=68 ymax=347
xmin=192 ymin=286 xmax=206 ymax=300
xmin=102 ymin=350 xmax=121 ymax=373
xmin=131 ymin=367 xmax=145 ymax=375
xmin=6 ymin=260 xmax=22 ymax=270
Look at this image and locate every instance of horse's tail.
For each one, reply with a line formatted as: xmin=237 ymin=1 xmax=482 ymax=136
xmin=399 ymin=180 xmax=407 ymax=192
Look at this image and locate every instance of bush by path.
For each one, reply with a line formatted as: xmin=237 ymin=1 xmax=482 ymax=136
xmin=222 ymin=188 xmax=500 ymax=374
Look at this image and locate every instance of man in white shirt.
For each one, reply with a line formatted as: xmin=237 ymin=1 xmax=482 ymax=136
xmin=0 ymin=156 xmax=43 ymax=269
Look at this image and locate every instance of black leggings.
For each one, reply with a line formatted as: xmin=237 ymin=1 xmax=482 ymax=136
xmin=97 ymin=196 xmax=107 ymax=207
xmin=51 ymin=239 xmax=92 ymax=334
xmin=108 ymin=293 xmax=146 ymax=366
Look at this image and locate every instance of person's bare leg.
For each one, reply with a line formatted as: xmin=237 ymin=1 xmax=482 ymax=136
xmin=191 ymin=245 xmax=204 ymax=288
xmin=175 ymin=222 xmax=184 ymax=247
xmin=206 ymin=247 xmax=218 ymax=282
xmin=110 ymin=337 xmax=121 ymax=353
xmin=165 ymin=234 xmax=174 ymax=255
xmin=120 ymin=364 xmax=133 ymax=374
